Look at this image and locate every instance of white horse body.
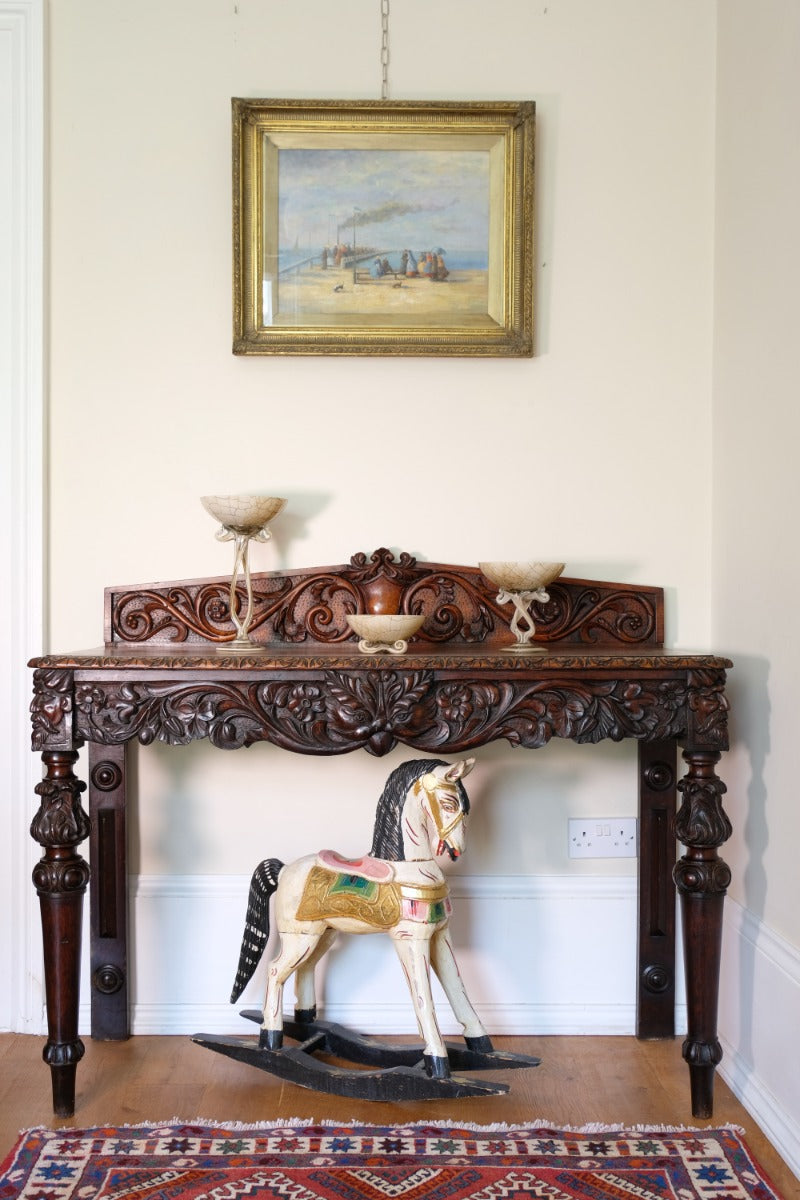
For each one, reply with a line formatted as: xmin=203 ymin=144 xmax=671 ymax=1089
xmin=231 ymin=756 xmax=489 ymax=1077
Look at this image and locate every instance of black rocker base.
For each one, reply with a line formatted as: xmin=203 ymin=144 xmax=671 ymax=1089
xmin=192 ymin=1011 xmax=540 ymax=1102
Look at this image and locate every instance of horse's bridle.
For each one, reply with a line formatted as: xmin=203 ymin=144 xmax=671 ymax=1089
xmin=414 ymin=772 xmax=466 ymax=859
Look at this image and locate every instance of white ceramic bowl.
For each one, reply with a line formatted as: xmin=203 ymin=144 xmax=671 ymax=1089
xmin=201 ymin=494 xmax=286 ymax=534
xmin=479 ymin=561 xmax=565 ymax=592
xmin=346 ymin=613 xmax=425 ymax=653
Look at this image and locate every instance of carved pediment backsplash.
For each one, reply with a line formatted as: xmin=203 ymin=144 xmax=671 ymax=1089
xmin=105 ymin=547 xmax=664 ymax=650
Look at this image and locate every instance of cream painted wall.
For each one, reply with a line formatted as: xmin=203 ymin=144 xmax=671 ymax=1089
xmin=48 ymin=0 xmax=717 ymax=881
xmin=713 ymin=0 xmax=800 ymax=954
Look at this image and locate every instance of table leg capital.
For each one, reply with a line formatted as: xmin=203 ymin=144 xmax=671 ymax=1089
xmin=676 ymin=749 xmax=732 ymax=848
xmin=31 ymin=750 xmax=90 ymax=848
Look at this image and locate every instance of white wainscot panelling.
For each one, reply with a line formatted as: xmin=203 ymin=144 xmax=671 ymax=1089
xmin=718 ymin=898 xmax=800 ymax=1182
xmin=76 ymin=873 xmax=687 ymax=1039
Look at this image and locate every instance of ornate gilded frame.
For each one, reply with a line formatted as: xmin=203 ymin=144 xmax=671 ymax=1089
xmin=232 ymin=98 xmax=535 ymax=356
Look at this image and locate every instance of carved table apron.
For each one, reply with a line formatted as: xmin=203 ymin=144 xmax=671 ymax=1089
xmin=28 ymin=556 xmax=733 ymax=1120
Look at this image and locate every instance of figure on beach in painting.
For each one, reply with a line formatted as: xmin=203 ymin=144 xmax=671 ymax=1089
xmin=419 ymin=250 xmax=448 ymax=280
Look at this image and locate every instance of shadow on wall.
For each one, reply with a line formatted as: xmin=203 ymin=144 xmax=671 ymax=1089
xmin=725 ymin=653 xmax=770 ymax=1069
xmin=260 ymin=491 xmax=332 ymax=568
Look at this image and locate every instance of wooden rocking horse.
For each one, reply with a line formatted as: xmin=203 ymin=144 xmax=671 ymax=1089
xmin=194 ymin=756 xmax=540 ymax=1099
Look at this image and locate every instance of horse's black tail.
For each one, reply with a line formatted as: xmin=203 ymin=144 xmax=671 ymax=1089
xmin=230 ymin=857 xmax=284 ymax=1003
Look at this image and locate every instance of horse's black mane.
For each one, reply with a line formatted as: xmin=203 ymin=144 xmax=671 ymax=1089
xmin=369 ymin=758 xmax=470 ymax=861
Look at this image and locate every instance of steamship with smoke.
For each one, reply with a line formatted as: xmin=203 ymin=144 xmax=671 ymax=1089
xmin=278 ymin=198 xmax=487 ymax=280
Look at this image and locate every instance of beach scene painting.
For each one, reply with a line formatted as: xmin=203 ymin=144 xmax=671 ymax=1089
xmin=264 ymin=146 xmax=492 ymax=326
xmin=233 ymin=98 xmax=534 ymax=355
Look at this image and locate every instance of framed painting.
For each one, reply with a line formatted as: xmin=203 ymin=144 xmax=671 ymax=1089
xmin=232 ymin=98 xmax=535 ymax=357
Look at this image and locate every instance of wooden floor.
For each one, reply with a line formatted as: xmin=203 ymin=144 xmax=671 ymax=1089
xmin=0 ymin=1033 xmax=796 ymax=1194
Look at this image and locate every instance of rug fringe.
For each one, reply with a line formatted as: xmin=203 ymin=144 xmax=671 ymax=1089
xmin=18 ymin=1117 xmax=747 ymax=1136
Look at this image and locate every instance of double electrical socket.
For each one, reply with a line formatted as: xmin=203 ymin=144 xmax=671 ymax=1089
xmin=568 ymin=817 xmax=637 ymax=858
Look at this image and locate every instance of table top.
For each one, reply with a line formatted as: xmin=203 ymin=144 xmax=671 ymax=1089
xmin=30 ymin=642 xmax=732 ymax=672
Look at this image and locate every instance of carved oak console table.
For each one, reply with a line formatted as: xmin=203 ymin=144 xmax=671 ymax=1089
xmin=29 ymin=549 xmax=732 ymax=1119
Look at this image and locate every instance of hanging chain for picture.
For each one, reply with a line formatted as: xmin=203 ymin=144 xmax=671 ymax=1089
xmin=381 ymin=0 xmax=390 ymax=99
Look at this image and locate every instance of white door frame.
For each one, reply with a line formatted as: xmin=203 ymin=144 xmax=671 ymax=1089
xmin=0 ymin=0 xmax=45 ymax=1033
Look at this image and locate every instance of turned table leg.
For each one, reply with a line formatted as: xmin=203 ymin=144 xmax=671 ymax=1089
xmin=30 ymin=749 xmax=91 ymax=1117
xmin=673 ymin=748 xmax=732 ymax=1118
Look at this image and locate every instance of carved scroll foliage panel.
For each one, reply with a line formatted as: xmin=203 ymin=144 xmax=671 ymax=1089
xmin=106 ymin=549 xmax=665 ymax=651
xmin=33 ymin=668 xmax=731 ymax=759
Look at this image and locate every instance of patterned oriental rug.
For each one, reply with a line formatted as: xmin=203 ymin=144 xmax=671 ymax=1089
xmin=0 ymin=1121 xmax=786 ymax=1200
